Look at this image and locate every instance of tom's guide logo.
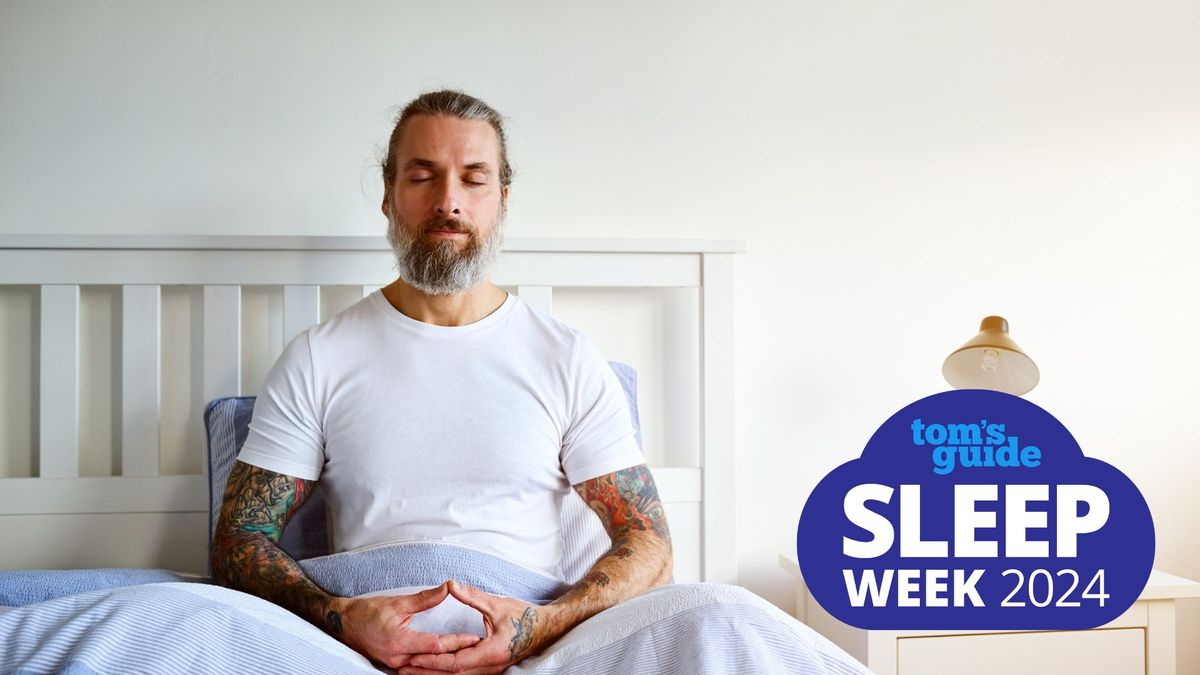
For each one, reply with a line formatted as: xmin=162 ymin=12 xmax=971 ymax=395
xmin=796 ymin=389 xmax=1154 ymax=630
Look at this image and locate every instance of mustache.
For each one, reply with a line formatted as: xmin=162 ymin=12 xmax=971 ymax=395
xmin=421 ymin=216 xmax=476 ymax=236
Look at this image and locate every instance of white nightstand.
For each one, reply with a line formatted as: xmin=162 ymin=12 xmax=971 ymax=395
xmin=780 ymin=555 xmax=1200 ymax=675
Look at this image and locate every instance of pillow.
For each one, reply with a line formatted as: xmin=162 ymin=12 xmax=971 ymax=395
xmin=204 ymin=361 xmax=645 ymax=584
xmin=204 ymin=396 xmax=330 ymax=567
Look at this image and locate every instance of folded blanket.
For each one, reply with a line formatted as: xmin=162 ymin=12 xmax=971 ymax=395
xmin=298 ymin=540 xmax=574 ymax=639
xmin=0 ymin=568 xmax=190 ymax=607
xmin=299 ymin=540 xmax=569 ymax=605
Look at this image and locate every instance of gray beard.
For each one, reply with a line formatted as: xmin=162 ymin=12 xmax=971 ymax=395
xmin=385 ymin=211 xmax=504 ymax=296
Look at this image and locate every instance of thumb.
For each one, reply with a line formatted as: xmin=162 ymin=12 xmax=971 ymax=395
xmin=398 ymin=582 xmax=450 ymax=613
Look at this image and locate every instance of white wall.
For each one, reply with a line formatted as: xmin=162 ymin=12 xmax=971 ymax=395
xmin=3 ymin=0 xmax=1198 ymax=668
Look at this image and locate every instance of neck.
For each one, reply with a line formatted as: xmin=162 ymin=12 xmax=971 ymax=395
xmin=381 ymin=279 xmax=508 ymax=327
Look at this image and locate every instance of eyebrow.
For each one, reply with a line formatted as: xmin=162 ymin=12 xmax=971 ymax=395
xmin=403 ymin=159 xmax=493 ymax=172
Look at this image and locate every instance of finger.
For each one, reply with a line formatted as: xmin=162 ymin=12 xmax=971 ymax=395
xmin=409 ymin=642 xmax=504 ymax=672
xmin=437 ymin=632 xmax=483 ymax=652
xmin=446 ymin=579 xmax=495 ymax=615
xmin=398 ymin=663 xmax=508 ymax=675
xmin=399 ymin=583 xmax=451 ymax=614
xmin=383 ymin=653 xmax=412 ymax=669
xmin=398 ymin=628 xmax=462 ymax=655
xmin=398 ymin=666 xmax=507 ymax=675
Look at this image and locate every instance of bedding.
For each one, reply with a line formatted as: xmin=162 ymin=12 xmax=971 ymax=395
xmin=1 ymin=361 xmax=871 ymax=673
xmin=0 ymin=568 xmax=191 ymax=608
xmin=0 ymin=583 xmax=377 ymax=674
xmin=1 ymin=542 xmax=872 ymax=675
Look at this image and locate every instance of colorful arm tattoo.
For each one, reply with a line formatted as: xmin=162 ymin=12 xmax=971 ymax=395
xmin=574 ymin=463 xmax=672 ymax=544
xmin=211 ymin=461 xmax=341 ymax=635
xmin=559 ymin=462 xmax=674 ymax=598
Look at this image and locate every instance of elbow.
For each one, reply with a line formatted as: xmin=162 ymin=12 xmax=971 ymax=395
xmin=208 ymin=532 xmax=230 ymax=587
xmin=209 ymin=528 xmax=254 ymax=589
xmin=653 ymin=539 xmax=674 ymax=588
xmin=654 ymin=558 xmax=673 ymax=587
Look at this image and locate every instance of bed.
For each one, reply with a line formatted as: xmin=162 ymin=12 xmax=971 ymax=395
xmin=0 ymin=235 xmax=869 ymax=674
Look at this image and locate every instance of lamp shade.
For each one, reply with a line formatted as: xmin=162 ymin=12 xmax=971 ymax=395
xmin=942 ymin=316 xmax=1039 ymax=396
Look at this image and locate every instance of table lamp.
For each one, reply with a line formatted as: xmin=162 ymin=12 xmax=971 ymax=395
xmin=942 ymin=316 xmax=1039 ymax=396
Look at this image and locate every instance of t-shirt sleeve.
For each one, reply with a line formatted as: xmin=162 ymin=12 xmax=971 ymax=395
xmin=236 ymin=329 xmax=325 ymax=481
xmin=560 ymin=332 xmax=646 ymax=486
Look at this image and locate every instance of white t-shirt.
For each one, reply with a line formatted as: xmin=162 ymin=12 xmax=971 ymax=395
xmin=236 ymin=290 xmax=644 ymax=579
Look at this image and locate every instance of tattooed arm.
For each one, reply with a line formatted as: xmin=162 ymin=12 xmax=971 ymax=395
xmin=547 ymin=462 xmax=673 ymax=627
xmin=212 ymin=461 xmax=480 ymax=669
xmin=211 ymin=460 xmax=340 ymax=628
xmin=403 ymin=463 xmax=672 ymax=674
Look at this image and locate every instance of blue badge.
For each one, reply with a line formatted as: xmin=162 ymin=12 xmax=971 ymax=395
xmin=796 ymin=389 xmax=1154 ymax=630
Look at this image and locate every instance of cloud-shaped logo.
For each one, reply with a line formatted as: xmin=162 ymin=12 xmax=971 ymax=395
xmin=796 ymin=389 xmax=1154 ymax=630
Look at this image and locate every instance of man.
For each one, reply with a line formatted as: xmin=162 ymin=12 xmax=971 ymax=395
xmin=211 ymin=90 xmax=673 ymax=674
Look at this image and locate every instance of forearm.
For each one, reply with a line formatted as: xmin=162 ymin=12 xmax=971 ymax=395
xmin=543 ymin=529 xmax=672 ymax=638
xmin=211 ymin=531 xmax=344 ymax=636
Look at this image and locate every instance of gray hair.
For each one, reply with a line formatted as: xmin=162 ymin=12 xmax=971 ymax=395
xmin=385 ymin=206 xmax=505 ymax=296
xmin=381 ymin=89 xmax=514 ymax=188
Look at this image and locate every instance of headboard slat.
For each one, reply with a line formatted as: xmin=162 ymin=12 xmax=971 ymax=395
xmin=38 ymin=284 xmax=81 ymax=478
xmin=202 ymin=286 xmax=242 ymax=410
xmin=120 ymin=284 xmax=163 ymax=477
xmin=283 ymin=285 xmax=321 ymax=345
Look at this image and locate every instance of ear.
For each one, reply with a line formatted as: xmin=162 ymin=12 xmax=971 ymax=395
xmin=380 ymin=187 xmax=391 ymax=218
xmin=501 ymin=184 xmax=510 ymax=206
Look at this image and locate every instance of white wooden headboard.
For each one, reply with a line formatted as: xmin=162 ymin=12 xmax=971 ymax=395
xmin=0 ymin=235 xmax=742 ymax=583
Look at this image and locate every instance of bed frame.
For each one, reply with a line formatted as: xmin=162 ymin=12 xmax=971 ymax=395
xmin=0 ymin=235 xmax=742 ymax=584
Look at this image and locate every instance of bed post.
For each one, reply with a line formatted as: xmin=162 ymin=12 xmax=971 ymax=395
xmin=700 ymin=252 xmax=737 ymax=584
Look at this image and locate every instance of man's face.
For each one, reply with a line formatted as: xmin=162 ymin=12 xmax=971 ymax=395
xmin=383 ymin=114 xmax=509 ymax=296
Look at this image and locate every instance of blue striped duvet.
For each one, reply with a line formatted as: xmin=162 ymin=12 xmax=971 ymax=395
xmin=0 ymin=582 xmax=376 ymax=674
xmin=1 ymin=543 xmax=871 ymax=675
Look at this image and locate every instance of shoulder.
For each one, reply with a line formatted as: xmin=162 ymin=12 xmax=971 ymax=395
xmin=307 ymin=291 xmax=381 ymax=343
xmin=507 ymin=295 xmax=590 ymax=359
xmin=291 ymin=291 xmax=394 ymax=368
xmin=504 ymin=298 xmax=621 ymax=394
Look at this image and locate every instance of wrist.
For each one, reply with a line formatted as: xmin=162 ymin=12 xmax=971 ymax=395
xmin=319 ymin=595 xmax=348 ymax=637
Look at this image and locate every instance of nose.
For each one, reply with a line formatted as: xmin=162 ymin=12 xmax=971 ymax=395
xmin=434 ymin=179 xmax=462 ymax=217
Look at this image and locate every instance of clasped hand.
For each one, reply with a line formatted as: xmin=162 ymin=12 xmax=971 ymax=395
xmin=334 ymin=579 xmax=553 ymax=674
